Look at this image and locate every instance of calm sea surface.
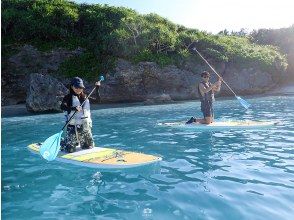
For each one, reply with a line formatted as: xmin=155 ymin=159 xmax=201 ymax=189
xmin=2 ymin=95 xmax=294 ymax=220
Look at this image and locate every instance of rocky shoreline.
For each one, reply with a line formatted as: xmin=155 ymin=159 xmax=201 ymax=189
xmin=2 ymin=100 xmax=189 ymax=118
xmin=2 ymin=45 xmax=292 ymax=114
xmin=2 ymin=84 xmax=293 ymax=118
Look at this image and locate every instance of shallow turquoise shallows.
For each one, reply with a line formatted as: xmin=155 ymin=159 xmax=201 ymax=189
xmin=2 ymin=96 xmax=294 ymax=220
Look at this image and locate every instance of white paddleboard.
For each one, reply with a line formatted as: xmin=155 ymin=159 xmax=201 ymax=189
xmin=28 ymin=143 xmax=161 ymax=169
xmin=159 ymin=120 xmax=277 ymax=130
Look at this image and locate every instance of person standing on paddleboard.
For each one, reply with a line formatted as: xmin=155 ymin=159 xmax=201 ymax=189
xmin=60 ymin=77 xmax=101 ymax=153
xmin=186 ymin=71 xmax=222 ymax=124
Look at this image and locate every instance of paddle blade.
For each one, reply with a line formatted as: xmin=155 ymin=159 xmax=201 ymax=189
xmin=236 ymin=96 xmax=251 ymax=109
xmin=40 ymin=131 xmax=63 ymax=161
xmin=99 ymin=75 xmax=105 ymax=81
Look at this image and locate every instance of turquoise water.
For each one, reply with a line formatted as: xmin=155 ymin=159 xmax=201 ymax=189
xmin=2 ymin=96 xmax=294 ymax=220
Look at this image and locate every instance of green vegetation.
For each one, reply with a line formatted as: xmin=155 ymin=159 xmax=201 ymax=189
xmin=2 ymin=0 xmax=288 ymax=79
xmin=249 ymin=26 xmax=294 ymax=77
xmin=250 ymin=26 xmax=294 ymax=54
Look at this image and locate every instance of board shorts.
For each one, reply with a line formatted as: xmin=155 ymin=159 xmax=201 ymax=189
xmin=61 ymin=124 xmax=94 ymax=153
xmin=201 ymin=100 xmax=214 ymax=118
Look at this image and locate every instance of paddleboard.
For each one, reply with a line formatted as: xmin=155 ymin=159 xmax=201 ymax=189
xmin=159 ymin=120 xmax=277 ymax=130
xmin=28 ymin=143 xmax=161 ymax=169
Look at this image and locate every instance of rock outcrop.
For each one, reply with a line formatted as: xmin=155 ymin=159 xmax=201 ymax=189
xmin=26 ymin=73 xmax=68 ymax=112
xmin=98 ymin=59 xmax=277 ymax=102
xmin=8 ymin=45 xmax=84 ymax=75
xmin=98 ymin=59 xmax=200 ymax=103
xmin=220 ymin=66 xmax=276 ymax=94
xmin=2 ymin=45 xmax=84 ymax=106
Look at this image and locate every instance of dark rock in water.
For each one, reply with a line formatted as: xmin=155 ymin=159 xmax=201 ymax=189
xmin=26 ymin=73 xmax=68 ymax=112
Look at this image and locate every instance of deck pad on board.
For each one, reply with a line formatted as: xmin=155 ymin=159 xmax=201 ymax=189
xmin=28 ymin=143 xmax=161 ymax=169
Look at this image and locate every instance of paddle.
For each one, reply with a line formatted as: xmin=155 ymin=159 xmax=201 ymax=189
xmin=192 ymin=48 xmax=251 ymax=109
xmin=40 ymin=75 xmax=105 ymax=161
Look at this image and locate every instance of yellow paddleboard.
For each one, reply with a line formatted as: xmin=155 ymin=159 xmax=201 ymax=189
xmin=28 ymin=143 xmax=161 ymax=169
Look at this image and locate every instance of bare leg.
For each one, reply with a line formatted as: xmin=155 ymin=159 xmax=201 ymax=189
xmin=205 ymin=117 xmax=213 ymax=124
xmin=196 ymin=117 xmax=213 ymax=124
xmin=195 ymin=118 xmax=206 ymax=124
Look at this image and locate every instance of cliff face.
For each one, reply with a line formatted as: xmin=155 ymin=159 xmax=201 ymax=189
xmin=1 ymin=45 xmax=83 ymax=106
xmin=1 ymin=46 xmax=280 ymax=112
xmin=99 ymin=59 xmax=277 ymax=102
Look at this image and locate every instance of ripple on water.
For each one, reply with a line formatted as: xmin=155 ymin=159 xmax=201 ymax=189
xmin=1 ymin=96 xmax=294 ymax=220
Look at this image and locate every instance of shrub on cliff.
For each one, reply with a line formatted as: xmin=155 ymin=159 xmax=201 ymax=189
xmin=249 ymin=26 xmax=293 ymax=78
xmin=2 ymin=0 xmax=288 ymax=80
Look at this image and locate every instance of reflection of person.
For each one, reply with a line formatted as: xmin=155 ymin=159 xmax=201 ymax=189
xmin=186 ymin=71 xmax=222 ymax=124
xmin=60 ymin=77 xmax=101 ymax=153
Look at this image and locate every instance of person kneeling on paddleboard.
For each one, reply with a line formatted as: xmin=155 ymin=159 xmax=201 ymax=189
xmin=60 ymin=77 xmax=101 ymax=153
xmin=186 ymin=71 xmax=222 ymax=124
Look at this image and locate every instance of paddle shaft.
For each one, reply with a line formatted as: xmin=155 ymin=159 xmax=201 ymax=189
xmin=61 ymin=86 xmax=97 ymax=131
xmin=193 ymin=48 xmax=238 ymax=97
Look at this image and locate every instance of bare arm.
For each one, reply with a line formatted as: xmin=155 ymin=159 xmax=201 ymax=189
xmin=213 ymin=78 xmax=222 ymax=92
xmin=88 ymin=81 xmax=102 ymax=102
xmin=213 ymin=83 xmax=221 ymax=92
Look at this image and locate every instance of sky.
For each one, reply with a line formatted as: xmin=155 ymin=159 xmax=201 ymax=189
xmin=74 ymin=0 xmax=294 ymax=34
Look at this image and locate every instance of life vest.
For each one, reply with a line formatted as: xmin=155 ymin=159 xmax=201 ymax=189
xmin=198 ymin=81 xmax=215 ymax=102
xmin=65 ymin=95 xmax=92 ymax=126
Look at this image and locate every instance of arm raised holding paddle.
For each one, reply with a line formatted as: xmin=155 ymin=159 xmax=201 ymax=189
xmin=192 ymin=47 xmax=250 ymax=109
xmin=212 ymin=77 xmax=222 ymax=92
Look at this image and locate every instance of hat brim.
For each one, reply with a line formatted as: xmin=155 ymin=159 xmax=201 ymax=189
xmin=73 ymin=84 xmax=85 ymax=89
